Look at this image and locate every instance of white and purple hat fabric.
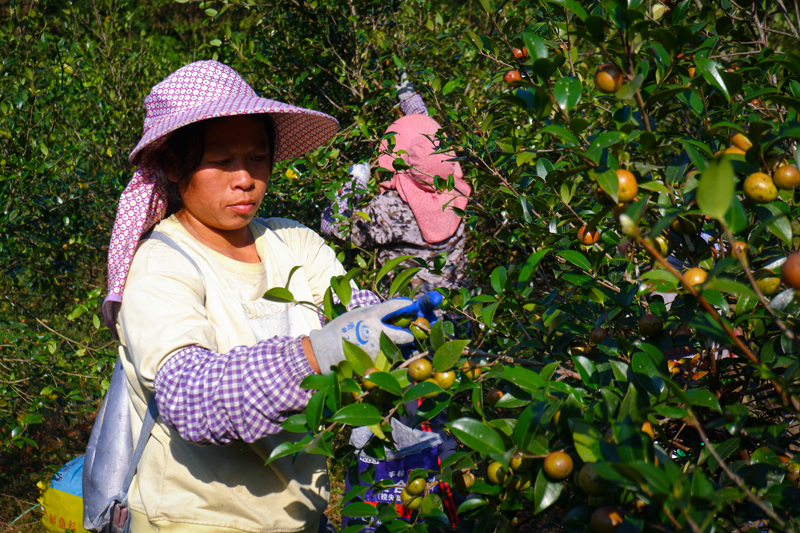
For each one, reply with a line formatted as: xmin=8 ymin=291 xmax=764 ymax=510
xmin=103 ymin=60 xmax=339 ymax=332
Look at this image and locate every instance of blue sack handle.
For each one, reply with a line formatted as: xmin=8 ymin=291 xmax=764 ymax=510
xmin=381 ymin=291 xmax=443 ymax=327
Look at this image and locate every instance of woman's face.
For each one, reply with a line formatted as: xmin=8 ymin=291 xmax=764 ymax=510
xmin=176 ymin=115 xmax=272 ymax=238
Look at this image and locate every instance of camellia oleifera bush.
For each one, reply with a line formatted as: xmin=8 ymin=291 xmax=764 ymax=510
xmin=233 ymin=0 xmax=800 ymax=531
xmin=2 ymin=0 xmax=800 ymax=532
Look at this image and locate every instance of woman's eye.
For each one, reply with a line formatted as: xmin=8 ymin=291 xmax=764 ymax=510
xmin=211 ymin=159 xmax=230 ymax=165
xmin=252 ymin=154 xmax=269 ymax=162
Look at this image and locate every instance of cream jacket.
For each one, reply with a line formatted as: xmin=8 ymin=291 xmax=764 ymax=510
xmin=117 ymin=216 xmax=345 ymax=533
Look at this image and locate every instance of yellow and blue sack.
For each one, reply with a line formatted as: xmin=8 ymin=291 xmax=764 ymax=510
xmin=38 ymin=455 xmax=88 ymax=533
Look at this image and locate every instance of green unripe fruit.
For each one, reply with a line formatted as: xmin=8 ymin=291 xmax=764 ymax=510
xmin=432 ymin=370 xmax=456 ymax=390
xmin=400 ymin=488 xmax=422 ymax=510
xmin=405 ymin=477 xmax=426 ymax=496
xmin=410 ymin=317 xmax=430 ymax=341
xmin=487 ymin=461 xmax=509 ymax=484
xmin=408 ymin=358 xmax=433 ymax=382
xmin=579 ymin=463 xmax=609 ymax=496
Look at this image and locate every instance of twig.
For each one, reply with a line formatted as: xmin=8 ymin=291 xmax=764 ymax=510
xmin=691 ymin=416 xmax=790 ymax=530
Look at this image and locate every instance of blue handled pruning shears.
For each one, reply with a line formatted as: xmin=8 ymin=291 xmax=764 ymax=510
xmin=381 ymin=291 xmax=443 ymax=327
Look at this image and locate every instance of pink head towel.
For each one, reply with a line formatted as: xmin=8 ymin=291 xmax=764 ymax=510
xmin=103 ymin=60 xmax=339 ymax=333
xmin=376 ymin=114 xmax=470 ymax=244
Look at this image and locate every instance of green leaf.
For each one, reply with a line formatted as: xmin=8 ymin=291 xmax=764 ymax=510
xmin=557 ymin=250 xmax=591 ymax=271
xmin=375 ymin=255 xmax=414 ymax=286
xmin=330 ymin=403 xmax=383 ymax=426
xmin=695 ymin=57 xmax=730 ymax=101
xmin=379 ymin=332 xmax=403 ymax=366
xmin=477 ymin=0 xmax=492 ymax=15
xmin=684 ymin=388 xmax=721 ymax=412
xmin=517 ymin=248 xmax=550 ymax=288
xmin=364 ymin=371 xmax=403 ymax=396
xmin=533 ymin=467 xmax=563 ymax=513
xmin=389 ymin=267 xmax=422 ymax=296
xmin=522 ymin=31 xmax=548 ymax=60
xmin=631 ymin=352 xmax=665 ymax=397
xmin=305 ymin=391 xmax=326 ymax=433
xmin=540 ymin=124 xmax=580 ymax=146
xmin=755 ymin=204 xmax=792 ymax=246
xmin=704 ymin=278 xmax=757 ymax=300
xmin=572 ymin=355 xmax=598 ymax=389
xmin=591 ymin=168 xmax=619 ymax=202
xmin=342 ymin=501 xmax=380 ymax=518
xmin=447 ymin=417 xmax=506 ymax=455
xmin=457 ymin=497 xmax=487 ymax=514
xmin=495 ymin=366 xmax=545 ymax=393
xmin=432 ymin=339 xmax=470 ymax=371
xmin=342 ymin=339 xmax=374 ymax=376
xmin=402 ymin=381 xmax=444 ymax=403
xmin=554 ymin=77 xmax=582 ymax=111
xmin=546 ymin=0 xmax=588 ymax=20
xmin=265 ymin=434 xmax=313 ymax=464
xmin=697 ymin=157 xmax=734 ymax=220
xmin=263 ymin=287 xmax=295 ymax=303
xmin=615 ymin=74 xmax=643 ymax=100
xmin=571 ymin=420 xmax=604 ymax=462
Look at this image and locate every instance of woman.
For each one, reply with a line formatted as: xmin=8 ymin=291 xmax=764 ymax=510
xmin=103 ymin=60 xmax=417 ymax=533
xmin=321 ymin=74 xmax=471 ymax=292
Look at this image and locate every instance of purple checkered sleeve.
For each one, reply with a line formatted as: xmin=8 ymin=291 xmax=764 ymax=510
xmin=399 ymin=93 xmax=428 ymax=116
xmin=153 ymin=289 xmax=381 ymax=445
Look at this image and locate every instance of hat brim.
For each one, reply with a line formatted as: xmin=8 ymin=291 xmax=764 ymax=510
xmin=129 ymin=94 xmax=339 ymax=164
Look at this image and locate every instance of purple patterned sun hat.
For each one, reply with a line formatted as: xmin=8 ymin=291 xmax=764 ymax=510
xmin=130 ymin=60 xmax=338 ymax=163
xmin=103 ymin=60 xmax=338 ymax=335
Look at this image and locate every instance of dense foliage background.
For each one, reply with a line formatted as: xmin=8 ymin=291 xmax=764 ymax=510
xmin=1 ymin=0 xmax=800 ymax=531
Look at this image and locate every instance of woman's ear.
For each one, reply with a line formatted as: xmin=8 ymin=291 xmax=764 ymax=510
xmin=159 ymin=147 xmax=181 ymax=183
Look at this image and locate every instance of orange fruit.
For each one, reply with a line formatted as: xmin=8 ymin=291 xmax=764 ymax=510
xmin=461 ymin=359 xmax=481 ymax=380
xmin=615 ymin=169 xmax=638 ymax=202
xmin=590 ymin=506 xmax=624 ymax=533
xmin=578 ymin=225 xmax=601 ymax=245
xmin=743 ymin=172 xmax=778 ymax=203
xmin=590 ymin=327 xmax=608 ymax=344
xmin=773 ymin=164 xmax=800 ymax=190
xmin=503 ymin=69 xmax=522 ymax=84
xmin=543 ymin=451 xmax=574 ymax=480
xmin=683 ymin=267 xmax=707 ymax=289
xmin=595 ymin=63 xmax=623 ymax=93
xmin=486 ymin=388 xmax=504 ymax=406
xmin=511 ymin=47 xmax=528 ymax=59
xmin=362 ymin=367 xmax=380 ymax=390
xmin=781 ymin=253 xmax=800 ymax=290
xmin=732 ymin=132 xmax=752 ymax=151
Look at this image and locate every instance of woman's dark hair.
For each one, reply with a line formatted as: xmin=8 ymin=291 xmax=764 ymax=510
xmin=156 ymin=114 xmax=276 ymax=215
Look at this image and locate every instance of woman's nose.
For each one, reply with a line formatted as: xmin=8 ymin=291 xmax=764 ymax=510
xmin=230 ymin=165 xmax=256 ymax=189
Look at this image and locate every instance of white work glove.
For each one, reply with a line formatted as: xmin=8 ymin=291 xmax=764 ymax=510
xmin=308 ymin=299 xmax=416 ymax=374
xmin=348 ymin=163 xmax=371 ymax=193
xmin=396 ymin=71 xmax=415 ymax=100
